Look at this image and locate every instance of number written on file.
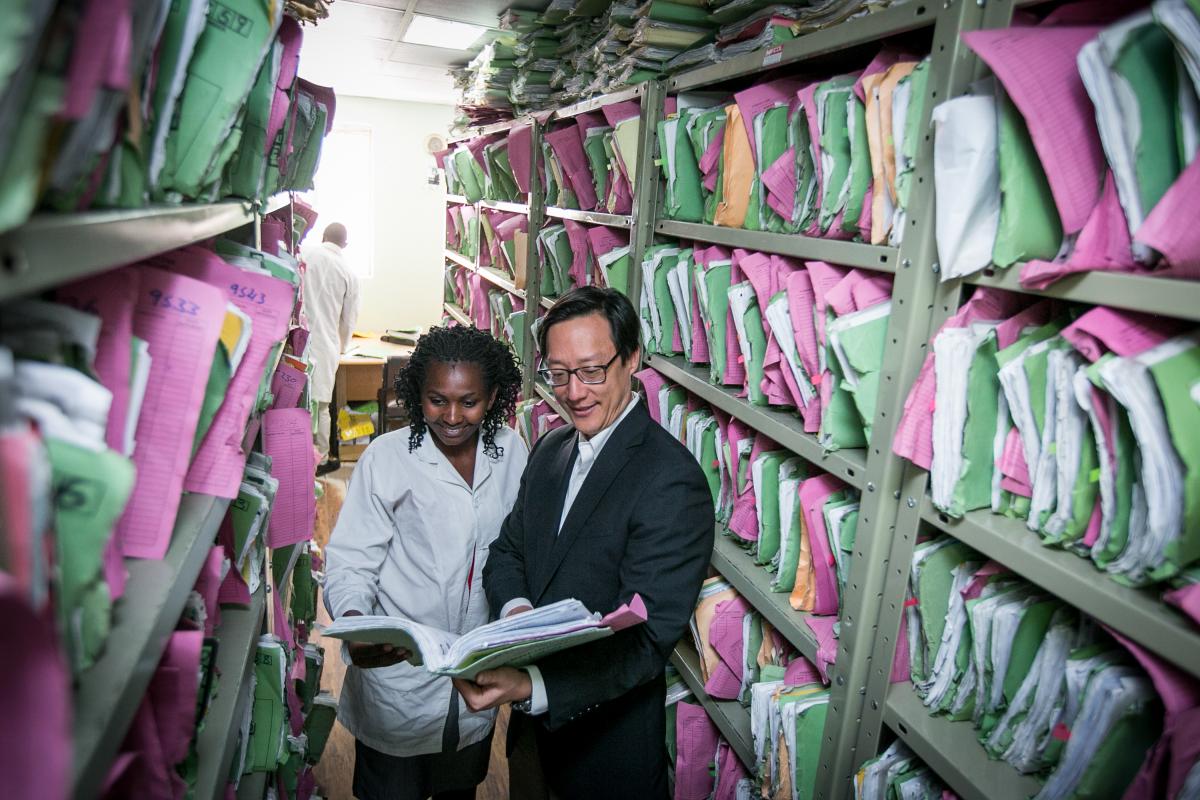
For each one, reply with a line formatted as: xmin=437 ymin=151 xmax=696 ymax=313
xmin=148 ymin=289 xmax=200 ymax=316
xmin=230 ymin=283 xmax=267 ymax=305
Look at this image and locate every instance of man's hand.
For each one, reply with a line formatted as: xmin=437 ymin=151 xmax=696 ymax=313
xmin=341 ymin=610 xmax=410 ymax=669
xmin=453 ymin=667 xmax=532 ymax=712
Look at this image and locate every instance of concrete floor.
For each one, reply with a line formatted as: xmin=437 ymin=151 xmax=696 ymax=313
xmin=311 ymin=464 xmax=510 ymax=800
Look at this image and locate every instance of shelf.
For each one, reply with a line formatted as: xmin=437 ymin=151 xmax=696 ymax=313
xmin=920 ymin=498 xmax=1200 ymax=679
xmin=545 ymin=206 xmax=632 ymax=228
xmin=711 ymin=535 xmax=822 ymax=666
xmin=0 ymin=199 xmax=282 ymax=302
xmin=235 ymin=770 xmax=268 ymax=800
xmin=443 ymin=302 xmax=472 ymax=327
xmin=645 ymin=354 xmax=867 ymax=490
xmin=470 ymin=263 xmax=525 ymax=299
xmin=195 ymin=585 xmax=268 ymax=800
xmin=73 ymin=494 xmax=232 ymax=800
xmin=964 ymin=266 xmax=1200 ymax=323
xmin=448 ymin=116 xmax=531 ymax=144
xmin=656 ymin=220 xmax=897 ymax=272
xmin=445 ymin=194 xmax=470 ymax=204
xmin=480 ymin=198 xmax=529 ymax=214
xmin=553 ymin=85 xmax=645 ymax=120
xmin=670 ymin=1 xmax=939 ymax=92
xmin=534 ymin=381 xmax=570 ymax=420
xmin=670 ymin=641 xmax=756 ymax=772
xmin=884 ymin=683 xmax=1043 ymax=800
xmin=444 ymin=249 xmax=475 ymax=270
xmin=539 ymin=293 xmax=558 ymax=310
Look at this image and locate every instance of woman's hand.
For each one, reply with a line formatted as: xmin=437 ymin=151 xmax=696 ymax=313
xmin=341 ymin=610 xmax=410 ymax=669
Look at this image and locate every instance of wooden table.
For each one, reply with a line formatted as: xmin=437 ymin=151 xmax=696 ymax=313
xmin=334 ymin=338 xmax=413 ymax=461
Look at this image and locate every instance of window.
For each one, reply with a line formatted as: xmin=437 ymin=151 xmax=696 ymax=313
xmin=299 ymin=123 xmax=375 ymax=279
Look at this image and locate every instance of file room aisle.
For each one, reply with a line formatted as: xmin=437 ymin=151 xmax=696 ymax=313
xmin=436 ymin=1 xmax=1200 ymax=799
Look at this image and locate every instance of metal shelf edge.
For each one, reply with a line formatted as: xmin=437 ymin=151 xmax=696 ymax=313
xmin=544 ymin=206 xmax=633 ymax=228
xmin=884 ymin=683 xmax=1043 ymax=800
xmin=444 ymin=249 xmax=475 ymax=270
xmin=920 ymin=498 xmax=1200 ymax=679
xmin=443 ymin=302 xmax=472 ymax=327
xmin=471 ymin=264 xmax=525 ymax=299
xmin=670 ymin=2 xmax=939 ymax=92
xmin=480 ymin=199 xmax=530 ymax=214
xmin=644 ymin=354 xmax=867 ymax=489
xmin=670 ymin=642 xmax=756 ymax=771
xmin=445 ymin=194 xmax=471 ymax=204
xmin=194 ymin=585 xmax=268 ymax=800
xmin=711 ymin=535 xmax=822 ymax=665
xmin=553 ymin=85 xmax=645 ymax=120
xmin=964 ymin=266 xmax=1200 ymax=323
xmin=72 ymin=494 xmax=231 ymax=799
xmin=533 ymin=382 xmax=570 ymax=420
xmin=655 ymin=220 xmax=897 ymax=272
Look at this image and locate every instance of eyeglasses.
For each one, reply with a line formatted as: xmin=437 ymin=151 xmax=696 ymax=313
xmin=538 ymin=352 xmax=620 ymax=387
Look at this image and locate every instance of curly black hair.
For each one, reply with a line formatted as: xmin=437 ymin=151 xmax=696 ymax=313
xmin=396 ymin=325 xmax=522 ymax=459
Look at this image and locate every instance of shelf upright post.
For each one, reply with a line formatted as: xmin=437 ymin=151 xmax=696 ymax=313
xmin=828 ymin=0 xmax=1022 ymax=790
xmin=627 ymin=81 xmax=665 ymax=306
xmin=521 ymin=115 xmax=547 ymax=399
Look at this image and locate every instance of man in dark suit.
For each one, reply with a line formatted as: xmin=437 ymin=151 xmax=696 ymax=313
xmin=454 ymin=287 xmax=714 ymax=798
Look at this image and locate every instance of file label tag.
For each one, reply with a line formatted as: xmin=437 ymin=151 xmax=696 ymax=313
xmin=763 ymin=46 xmax=784 ymax=67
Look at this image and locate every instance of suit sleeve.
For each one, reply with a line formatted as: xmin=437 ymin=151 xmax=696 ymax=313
xmin=482 ymin=437 xmax=542 ymax=620
xmin=536 ymin=454 xmax=714 ymax=730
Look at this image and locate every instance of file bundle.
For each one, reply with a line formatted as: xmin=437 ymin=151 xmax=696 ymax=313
xmin=673 ymin=698 xmax=752 ymax=800
xmin=903 ymin=535 xmax=1200 ymax=800
xmin=894 ymin=286 xmax=1200 ymax=602
xmin=932 ymin=0 xmax=1200 ymax=287
xmin=853 ymin=741 xmax=956 ymax=799
xmin=515 ymin=396 xmax=569 ymax=448
xmin=1 ymin=1 xmax=336 ymax=234
xmin=446 ymin=204 xmax=481 ymax=259
xmin=638 ymin=247 xmax=893 ymax=452
xmin=655 ymin=53 xmax=930 ymax=247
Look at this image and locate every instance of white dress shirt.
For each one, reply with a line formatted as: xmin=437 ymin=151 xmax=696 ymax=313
xmin=299 ymin=240 xmax=360 ymax=401
xmin=323 ymin=425 xmax=527 ymax=756
xmin=500 ymin=394 xmax=640 ymax=714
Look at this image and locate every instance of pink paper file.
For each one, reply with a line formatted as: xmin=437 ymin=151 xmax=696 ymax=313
xmin=149 ymin=246 xmax=294 ymax=498
xmin=584 ymin=224 xmax=629 ymax=257
xmin=56 ymin=268 xmax=137 ymax=453
xmin=1136 ymin=155 xmax=1200 ymax=279
xmin=194 ymin=545 xmax=227 ymax=637
xmin=1164 ymin=583 xmax=1200 ymax=627
xmin=675 ymin=701 xmax=719 ymax=800
xmin=962 ymin=25 xmax=1105 ymax=234
xmin=546 ymin=124 xmax=600 ymax=211
xmin=0 ymin=428 xmax=41 ymax=599
xmin=803 ymin=614 xmax=839 ymax=682
xmin=116 ymin=267 xmax=225 ymax=559
xmin=854 ymin=48 xmax=914 ymax=104
xmin=266 ymin=19 xmax=303 ymax=155
xmin=785 ymin=655 xmax=823 ymax=686
xmin=271 ymin=362 xmax=307 ymax=410
xmin=799 ymin=474 xmax=848 ymax=616
xmin=599 ymin=593 xmax=648 ymax=630
xmin=634 ymin=368 xmax=670 ymax=425
xmin=714 ymin=740 xmax=749 ymax=800
xmin=62 ymin=0 xmax=130 ymax=120
xmin=600 ymin=100 xmax=640 ymax=127
xmin=1061 ymin=306 xmax=1183 ymax=363
xmin=0 ymin=575 xmax=70 ymax=800
xmin=735 ymin=79 xmax=804 ymax=162
xmin=264 ymin=407 xmax=316 ymax=548
xmin=508 ymin=125 xmax=533 ymax=194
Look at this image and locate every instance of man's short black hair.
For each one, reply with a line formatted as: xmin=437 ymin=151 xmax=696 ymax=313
xmin=538 ymin=286 xmax=640 ymax=364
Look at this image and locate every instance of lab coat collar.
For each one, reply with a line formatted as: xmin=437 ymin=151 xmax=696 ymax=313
xmin=415 ymin=427 xmax=493 ymax=491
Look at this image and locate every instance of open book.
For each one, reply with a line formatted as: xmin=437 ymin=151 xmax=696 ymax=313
xmin=320 ymin=596 xmax=647 ymax=679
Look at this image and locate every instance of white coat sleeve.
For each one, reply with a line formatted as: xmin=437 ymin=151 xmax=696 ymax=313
xmin=321 ymin=446 xmax=394 ymax=619
xmin=338 ymin=271 xmax=360 ymax=354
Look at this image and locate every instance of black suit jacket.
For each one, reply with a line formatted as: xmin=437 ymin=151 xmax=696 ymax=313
xmin=483 ymin=399 xmax=714 ymax=799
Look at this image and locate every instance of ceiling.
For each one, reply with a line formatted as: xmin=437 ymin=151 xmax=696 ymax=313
xmin=298 ymin=0 xmax=551 ymax=105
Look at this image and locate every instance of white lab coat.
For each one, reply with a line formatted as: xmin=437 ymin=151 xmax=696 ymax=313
xmin=299 ymin=240 xmax=359 ymax=402
xmin=322 ymin=425 xmax=528 ymax=757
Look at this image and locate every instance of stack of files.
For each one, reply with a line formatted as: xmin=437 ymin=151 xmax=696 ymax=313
xmin=690 ymin=579 xmax=793 ymax=704
xmin=894 ymin=285 xmax=1200 ymax=589
xmin=586 ymin=226 xmax=633 ymax=294
xmin=446 ymin=205 xmax=463 ymax=252
xmin=515 ymin=398 xmax=569 ymax=450
xmin=296 ymin=644 xmax=325 ymax=721
xmin=939 ymin=2 xmax=1200 ymax=287
xmin=458 ymin=205 xmax=481 ymax=259
xmin=217 ymin=453 xmax=277 ymax=605
xmin=667 ymin=6 xmax=809 ymax=73
xmin=102 ymin=628 xmax=208 ymax=798
xmin=546 ymin=121 xmax=601 ymax=211
xmin=905 ymin=536 xmax=1177 ymax=798
xmin=854 ymin=740 xmax=958 ymax=799
xmin=245 ymin=634 xmax=290 ymax=773
xmin=541 ymin=136 xmax=579 ymax=209
xmin=447 ymin=142 xmax=487 ymax=203
xmin=488 ymin=290 xmax=528 ymax=364
xmin=601 ymin=100 xmax=643 ymax=214
xmin=657 ymin=102 xmax=728 ymax=223
xmin=538 ymin=223 xmax=578 ymax=300
xmin=573 ymin=112 xmax=618 ymax=213
xmin=460 ymin=40 xmax=520 ymax=114
xmin=480 ymin=137 xmax=521 ymax=202
xmin=749 ymin=662 xmax=832 ymax=800
xmin=674 ymin=700 xmax=753 ymax=800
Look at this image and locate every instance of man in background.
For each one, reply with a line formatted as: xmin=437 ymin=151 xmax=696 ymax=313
xmin=300 ymin=222 xmax=360 ymax=475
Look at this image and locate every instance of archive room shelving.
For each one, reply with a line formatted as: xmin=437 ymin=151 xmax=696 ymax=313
xmin=0 ymin=195 xmax=287 ymax=800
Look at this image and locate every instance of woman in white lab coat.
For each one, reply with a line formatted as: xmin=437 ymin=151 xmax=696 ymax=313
xmin=323 ymin=325 xmax=528 ymax=800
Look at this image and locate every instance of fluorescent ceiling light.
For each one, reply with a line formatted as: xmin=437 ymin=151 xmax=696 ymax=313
xmin=402 ymin=15 xmax=487 ymax=50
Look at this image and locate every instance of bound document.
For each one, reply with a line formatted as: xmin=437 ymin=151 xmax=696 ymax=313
xmin=321 ymin=596 xmax=647 ymax=679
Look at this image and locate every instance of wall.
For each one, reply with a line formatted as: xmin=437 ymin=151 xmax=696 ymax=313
xmin=306 ymin=96 xmax=453 ymax=332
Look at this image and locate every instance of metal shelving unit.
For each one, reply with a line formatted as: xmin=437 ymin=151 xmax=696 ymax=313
xmin=533 ymin=381 xmax=569 ymax=420
xmin=470 ymin=263 xmax=525 ymax=299
xmin=656 ymin=220 xmax=897 ymax=272
xmin=0 ymin=194 xmax=288 ymax=302
xmin=195 ymin=585 xmax=268 ymax=800
xmin=920 ymin=499 xmax=1200 ymax=678
xmin=711 ymin=535 xmax=821 ymax=664
xmin=445 ymin=194 xmax=470 ymax=204
xmin=443 ymin=248 xmax=474 ymax=270
xmin=965 ymin=265 xmax=1200 ymax=323
xmin=883 ymin=684 xmax=1043 ymax=800
xmin=443 ymin=301 xmax=472 ymax=327
xmin=479 ymin=198 xmax=529 ymax=215
xmin=645 ymin=354 xmax=867 ymax=490
xmin=553 ymin=84 xmax=645 ymax=119
xmin=73 ymin=495 xmax=232 ymax=800
xmin=670 ymin=641 xmax=756 ymax=770
xmin=544 ymin=206 xmax=632 ymax=228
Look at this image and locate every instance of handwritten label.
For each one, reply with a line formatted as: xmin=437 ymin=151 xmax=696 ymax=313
xmin=230 ymin=283 xmax=267 ymax=305
xmin=763 ymin=45 xmax=784 ymax=67
xmin=148 ymin=289 xmax=200 ymax=316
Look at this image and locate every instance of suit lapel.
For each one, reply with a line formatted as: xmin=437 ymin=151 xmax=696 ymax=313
xmin=530 ymin=431 xmax=578 ymax=588
xmin=533 ymin=403 xmax=649 ymax=602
